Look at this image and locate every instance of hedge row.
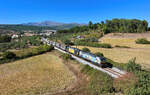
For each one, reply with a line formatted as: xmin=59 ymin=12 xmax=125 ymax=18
xmin=74 ymin=40 xmax=112 ymax=48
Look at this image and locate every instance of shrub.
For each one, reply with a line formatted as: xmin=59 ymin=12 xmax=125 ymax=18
xmin=95 ymin=52 xmax=104 ymax=57
xmin=81 ymin=65 xmax=115 ymax=95
xmin=125 ymin=58 xmax=142 ymax=72
xmin=136 ymin=38 xmax=150 ymax=44
xmin=82 ymin=48 xmax=91 ymax=52
xmin=123 ymin=58 xmax=150 ymax=95
xmin=85 ymin=37 xmax=98 ymax=42
xmin=114 ymin=74 xmax=137 ymax=94
xmin=3 ymin=51 xmax=16 ymax=59
xmin=37 ymin=45 xmax=54 ymax=54
xmin=115 ymin=45 xmax=130 ymax=48
xmin=89 ymin=71 xmax=115 ymax=95
xmin=106 ymin=58 xmax=125 ymax=69
xmin=63 ymin=39 xmax=74 ymax=45
xmin=61 ymin=54 xmax=72 ymax=61
xmin=0 ymin=35 xmax=11 ymax=43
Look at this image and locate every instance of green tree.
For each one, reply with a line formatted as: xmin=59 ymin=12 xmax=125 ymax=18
xmin=0 ymin=35 xmax=11 ymax=43
xmin=88 ymin=21 xmax=93 ymax=29
xmin=63 ymin=39 xmax=73 ymax=45
xmin=82 ymin=48 xmax=91 ymax=52
xmin=95 ymin=52 xmax=104 ymax=57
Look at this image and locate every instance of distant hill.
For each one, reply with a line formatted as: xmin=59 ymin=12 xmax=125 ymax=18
xmin=0 ymin=25 xmax=50 ymax=34
xmin=22 ymin=21 xmax=65 ymax=26
xmin=0 ymin=21 xmax=86 ymax=34
xmin=22 ymin=21 xmax=86 ymax=30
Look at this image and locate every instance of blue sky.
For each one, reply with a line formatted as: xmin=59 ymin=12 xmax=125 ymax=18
xmin=0 ymin=0 xmax=150 ymax=24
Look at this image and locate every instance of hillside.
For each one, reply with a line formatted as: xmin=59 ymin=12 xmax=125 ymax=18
xmin=0 ymin=51 xmax=76 ymax=95
xmin=0 ymin=22 xmax=84 ymax=34
xmin=0 ymin=25 xmax=55 ymax=34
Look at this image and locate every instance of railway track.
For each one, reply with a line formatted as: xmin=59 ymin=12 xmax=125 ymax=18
xmin=104 ymin=68 xmax=125 ymax=78
xmin=42 ymin=38 xmax=127 ymax=78
xmin=54 ymin=47 xmax=126 ymax=78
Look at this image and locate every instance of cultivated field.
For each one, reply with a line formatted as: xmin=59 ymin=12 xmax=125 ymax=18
xmin=0 ymin=51 xmax=75 ymax=95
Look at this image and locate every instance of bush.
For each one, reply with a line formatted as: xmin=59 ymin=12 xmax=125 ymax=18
xmin=125 ymin=58 xmax=142 ymax=72
xmin=123 ymin=58 xmax=150 ymax=95
xmin=95 ymin=52 xmax=104 ymax=57
xmin=115 ymin=45 xmax=130 ymax=48
xmin=114 ymin=74 xmax=137 ymax=94
xmin=63 ymin=39 xmax=74 ymax=45
xmin=136 ymin=38 xmax=150 ymax=44
xmin=82 ymin=48 xmax=91 ymax=52
xmin=61 ymin=53 xmax=72 ymax=61
xmin=85 ymin=37 xmax=98 ymax=42
xmin=89 ymin=71 xmax=115 ymax=95
xmin=3 ymin=51 xmax=16 ymax=59
xmin=81 ymin=65 xmax=115 ymax=95
xmin=0 ymin=35 xmax=11 ymax=43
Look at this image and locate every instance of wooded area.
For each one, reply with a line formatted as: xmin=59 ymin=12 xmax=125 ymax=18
xmin=57 ymin=19 xmax=149 ymax=34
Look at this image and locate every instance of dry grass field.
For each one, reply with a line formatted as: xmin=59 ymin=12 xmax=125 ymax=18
xmin=100 ymin=38 xmax=150 ymax=48
xmin=83 ymin=33 xmax=150 ymax=67
xmin=77 ymin=46 xmax=150 ymax=65
xmin=100 ymin=33 xmax=150 ymax=48
xmin=74 ymin=33 xmax=150 ymax=67
xmin=0 ymin=51 xmax=75 ymax=95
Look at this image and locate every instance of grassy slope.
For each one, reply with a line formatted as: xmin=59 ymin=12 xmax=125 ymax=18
xmin=0 ymin=51 xmax=75 ymax=95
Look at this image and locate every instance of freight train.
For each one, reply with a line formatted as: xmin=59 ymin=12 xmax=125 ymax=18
xmin=41 ymin=38 xmax=109 ymax=68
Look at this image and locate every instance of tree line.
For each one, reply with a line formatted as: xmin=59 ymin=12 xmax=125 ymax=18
xmin=103 ymin=19 xmax=148 ymax=33
xmin=57 ymin=19 xmax=149 ymax=34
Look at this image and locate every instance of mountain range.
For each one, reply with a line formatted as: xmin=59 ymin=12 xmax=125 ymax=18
xmin=22 ymin=21 xmax=86 ymax=30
